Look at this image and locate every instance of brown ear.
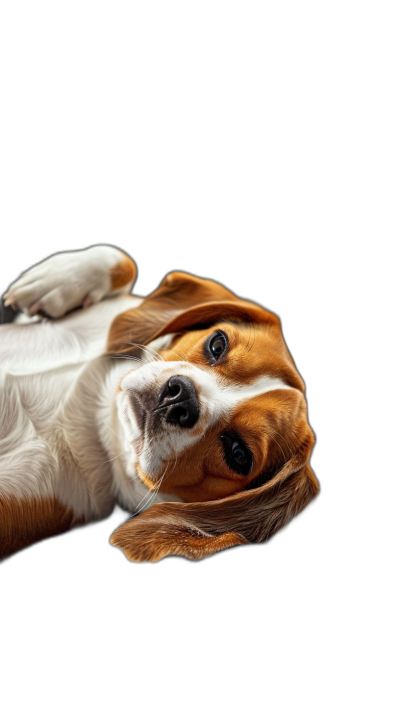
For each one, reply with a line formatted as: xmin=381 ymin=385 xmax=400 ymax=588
xmin=110 ymin=432 xmax=319 ymax=562
xmin=106 ymin=271 xmax=279 ymax=356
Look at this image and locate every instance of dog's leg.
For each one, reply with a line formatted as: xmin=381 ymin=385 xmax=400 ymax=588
xmin=2 ymin=245 xmax=137 ymax=319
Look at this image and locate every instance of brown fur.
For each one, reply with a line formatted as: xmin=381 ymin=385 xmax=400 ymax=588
xmin=0 ymin=494 xmax=76 ymax=559
xmin=108 ymin=271 xmax=319 ymax=561
xmin=110 ymin=252 xmax=137 ymax=291
xmin=107 ymin=270 xmax=278 ymax=355
xmin=0 ymin=268 xmax=317 ymax=562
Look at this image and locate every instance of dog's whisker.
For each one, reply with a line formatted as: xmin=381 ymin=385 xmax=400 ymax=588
xmin=165 ymin=450 xmax=179 ymax=479
xmin=148 ymin=456 xmax=178 ymax=496
xmin=274 ymin=429 xmax=294 ymax=458
xmin=127 ymin=473 xmax=140 ymax=481
xmin=110 ymin=354 xmax=146 ymax=364
xmin=268 ymin=433 xmax=288 ymax=462
xmin=162 ymin=347 xmax=190 ymax=363
xmin=2 ymin=239 xmax=318 ymax=568
xmin=123 ymin=341 xmax=165 ymax=362
xmin=133 ymin=474 xmax=159 ymax=512
xmin=133 ymin=466 xmax=168 ymax=516
xmin=101 ymin=418 xmax=119 ymax=439
xmin=103 ymin=450 xmax=125 ymax=463
xmin=244 ymin=322 xmax=256 ymax=353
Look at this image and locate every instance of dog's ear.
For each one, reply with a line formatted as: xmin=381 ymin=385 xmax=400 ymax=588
xmin=106 ymin=271 xmax=279 ymax=356
xmin=110 ymin=426 xmax=318 ymax=562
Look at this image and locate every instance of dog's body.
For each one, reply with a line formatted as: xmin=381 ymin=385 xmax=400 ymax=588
xmin=0 ymin=245 xmax=318 ymax=561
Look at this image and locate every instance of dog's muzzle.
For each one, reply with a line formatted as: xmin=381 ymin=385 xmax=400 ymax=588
xmin=156 ymin=376 xmax=200 ymax=428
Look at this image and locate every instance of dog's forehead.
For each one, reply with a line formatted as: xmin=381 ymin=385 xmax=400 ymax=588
xmin=228 ymin=388 xmax=305 ymax=452
xmin=227 ymin=323 xmax=303 ymax=388
xmin=171 ymin=320 xmax=304 ymax=391
xmin=216 ymin=373 xmax=293 ymax=408
xmin=221 ymin=383 xmax=298 ymax=449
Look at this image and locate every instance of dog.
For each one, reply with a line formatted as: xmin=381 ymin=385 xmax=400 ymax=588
xmin=0 ymin=245 xmax=318 ymax=561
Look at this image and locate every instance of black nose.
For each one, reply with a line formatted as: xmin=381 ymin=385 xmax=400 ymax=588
xmin=157 ymin=376 xmax=200 ymax=428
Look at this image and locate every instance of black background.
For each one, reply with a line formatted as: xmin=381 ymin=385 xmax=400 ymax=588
xmin=0 ymin=107 xmax=341 ymax=627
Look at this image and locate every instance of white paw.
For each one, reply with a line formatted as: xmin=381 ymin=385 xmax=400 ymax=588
xmin=3 ymin=248 xmax=113 ymax=318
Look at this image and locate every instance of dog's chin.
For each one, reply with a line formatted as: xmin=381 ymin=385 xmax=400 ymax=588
xmin=129 ymin=394 xmax=148 ymax=441
xmin=116 ymin=390 xmax=165 ymax=487
xmin=127 ymin=393 xmax=158 ymax=453
xmin=115 ymin=390 xmax=145 ymax=464
xmin=134 ymin=462 xmax=159 ymax=491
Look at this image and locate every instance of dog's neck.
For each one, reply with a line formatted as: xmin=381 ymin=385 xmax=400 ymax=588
xmin=91 ymin=357 xmax=152 ymax=514
xmin=0 ymin=320 xmax=178 ymax=521
xmin=82 ymin=356 xmax=178 ymax=516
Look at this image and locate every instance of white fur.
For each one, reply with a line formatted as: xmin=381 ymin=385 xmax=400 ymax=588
xmin=118 ymin=361 xmax=296 ymax=482
xmin=4 ymin=245 xmax=134 ymax=318
xmin=0 ymin=247 xmax=296 ymax=527
xmin=0 ymin=248 xmax=154 ymax=522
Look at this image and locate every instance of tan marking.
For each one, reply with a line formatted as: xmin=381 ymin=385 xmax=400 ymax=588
xmin=106 ymin=271 xmax=318 ymax=562
xmin=163 ymin=322 xmax=304 ymax=391
xmin=135 ymin=463 xmax=156 ymax=491
xmin=123 ymin=322 xmax=311 ymax=504
xmin=110 ymin=453 xmax=318 ymax=563
xmin=152 ymin=390 xmax=309 ymax=503
xmin=110 ymin=513 xmax=246 ymax=562
xmin=106 ymin=268 xmax=278 ymax=356
xmin=0 ymin=495 xmax=77 ymax=559
xmin=110 ymin=253 xmax=137 ymax=291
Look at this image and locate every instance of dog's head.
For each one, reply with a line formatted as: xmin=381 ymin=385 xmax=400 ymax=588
xmin=107 ymin=271 xmax=318 ymax=561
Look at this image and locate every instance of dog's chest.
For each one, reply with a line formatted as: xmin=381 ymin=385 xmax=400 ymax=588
xmin=0 ymin=311 xmax=173 ymax=520
xmin=0 ymin=350 xmax=120 ymax=520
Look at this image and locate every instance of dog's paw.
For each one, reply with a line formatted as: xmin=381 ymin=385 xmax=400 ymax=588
xmin=3 ymin=248 xmax=112 ymax=318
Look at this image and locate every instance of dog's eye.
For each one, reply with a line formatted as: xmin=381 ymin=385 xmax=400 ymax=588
xmin=221 ymin=433 xmax=253 ymax=476
xmin=232 ymin=442 xmax=248 ymax=465
xmin=205 ymin=331 xmax=228 ymax=364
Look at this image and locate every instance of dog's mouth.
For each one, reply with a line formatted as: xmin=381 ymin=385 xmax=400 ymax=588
xmin=116 ymin=360 xmax=218 ymax=485
xmin=116 ymin=376 xmax=194 ymax=484
xmin=129 ymin=391 xmax=148 ymax=435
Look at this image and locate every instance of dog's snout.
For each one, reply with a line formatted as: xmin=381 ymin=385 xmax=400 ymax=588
xmin=157 ymin=376 xmax=200 ymax=428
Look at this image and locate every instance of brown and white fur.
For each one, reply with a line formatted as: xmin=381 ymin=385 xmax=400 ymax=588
xmin=0 ymin=245 xmax=319 ymax=561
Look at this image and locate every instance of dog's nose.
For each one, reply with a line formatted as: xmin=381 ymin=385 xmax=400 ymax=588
xmin=157 ymin=376 xmax=200 ymax=428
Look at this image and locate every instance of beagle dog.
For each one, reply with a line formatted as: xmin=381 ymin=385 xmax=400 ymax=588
xmin=0 ymin=245 xmax=318 ymax=561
